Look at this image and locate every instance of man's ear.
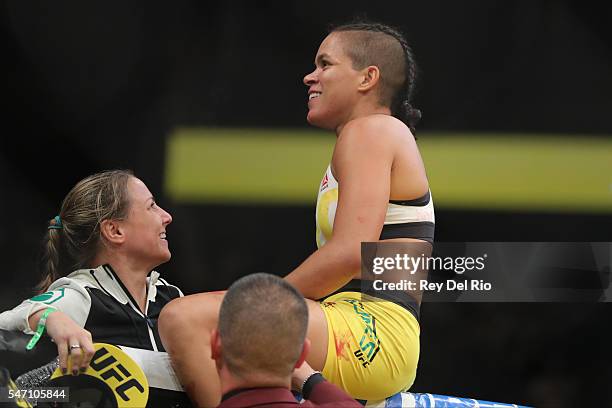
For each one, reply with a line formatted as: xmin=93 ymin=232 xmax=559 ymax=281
xmin=294 ymin=337 xmax=311 ymax=369
xmin=99 ymin=219 xmax=126 ymax=244
xmin=357 ymin=65 xmax=380 ymax=92
xmin=211 ymin=328 xmax=222 ymax=362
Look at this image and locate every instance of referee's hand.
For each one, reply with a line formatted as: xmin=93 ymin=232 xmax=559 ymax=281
xmin=291 ymin=360 xmax=317 ymax=392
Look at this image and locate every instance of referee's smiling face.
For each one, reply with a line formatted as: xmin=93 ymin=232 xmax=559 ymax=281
xmin=120 ymin=177 xmax=173 ymax=270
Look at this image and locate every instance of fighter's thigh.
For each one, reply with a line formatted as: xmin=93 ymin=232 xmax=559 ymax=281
xmin=303 ymin=298 xmax=329 ymax=371
xmin=159 ymin=291 xmax=225 ymax=338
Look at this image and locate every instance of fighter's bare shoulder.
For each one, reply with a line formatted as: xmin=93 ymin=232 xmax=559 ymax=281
xmin=336 ymin=114 xmax=410 ymax=152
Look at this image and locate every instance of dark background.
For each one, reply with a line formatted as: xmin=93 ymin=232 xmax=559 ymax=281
xmin=1 ymin=1 xmax=611 ymax=407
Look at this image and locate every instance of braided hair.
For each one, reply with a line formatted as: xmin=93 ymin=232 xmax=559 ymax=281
xmin=331 ymin=21 xmax=421 ymax=135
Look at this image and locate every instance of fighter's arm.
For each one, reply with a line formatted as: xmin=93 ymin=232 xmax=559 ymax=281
xmin=284 ymin=116 xmax=397 ymax=299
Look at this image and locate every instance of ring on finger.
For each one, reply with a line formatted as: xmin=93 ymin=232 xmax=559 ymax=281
xmin=69 ymin=344 xmax=81 ymax=350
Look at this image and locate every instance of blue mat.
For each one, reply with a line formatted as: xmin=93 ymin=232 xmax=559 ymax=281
xmin=364 ymin=392 xmax=531 ymax=408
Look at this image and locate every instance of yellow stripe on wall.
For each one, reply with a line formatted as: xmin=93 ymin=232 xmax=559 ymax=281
xmin=165 ymin=128 xmax=335 ymax=204
xmin=165 ymin=128 xmax=612 ymax=213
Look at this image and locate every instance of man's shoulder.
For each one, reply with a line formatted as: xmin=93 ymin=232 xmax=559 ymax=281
xmin=303 ymin=380 xmax=363 ymax=407
xmin=218 ymin=387 xmax=299 ymax=408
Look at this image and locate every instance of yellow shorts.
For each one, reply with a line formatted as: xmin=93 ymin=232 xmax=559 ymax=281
xmin=319 ymin=291 xmax=420 ymax=401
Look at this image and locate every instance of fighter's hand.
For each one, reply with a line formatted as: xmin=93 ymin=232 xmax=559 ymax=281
xmin=43 ymin=311 xmax=95 ymax=375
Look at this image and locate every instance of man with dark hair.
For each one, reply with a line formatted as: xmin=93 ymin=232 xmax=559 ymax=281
xmin=212 ymin=273 xmax=361 ymax=407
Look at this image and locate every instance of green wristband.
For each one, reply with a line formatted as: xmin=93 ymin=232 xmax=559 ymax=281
xmin=26 ymin=308 xmax=56 ymax=350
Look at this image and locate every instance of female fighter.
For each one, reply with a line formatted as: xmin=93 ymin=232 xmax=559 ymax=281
xmin=159 ymin=21 xmax=434 ymax=406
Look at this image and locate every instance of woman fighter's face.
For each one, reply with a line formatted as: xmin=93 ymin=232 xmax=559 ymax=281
xmin=303 ymin=33 xmax=363 ymax=130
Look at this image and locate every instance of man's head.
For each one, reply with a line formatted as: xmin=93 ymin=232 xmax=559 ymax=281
xmin=212 ymin=273 xmax=309 ymax=384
